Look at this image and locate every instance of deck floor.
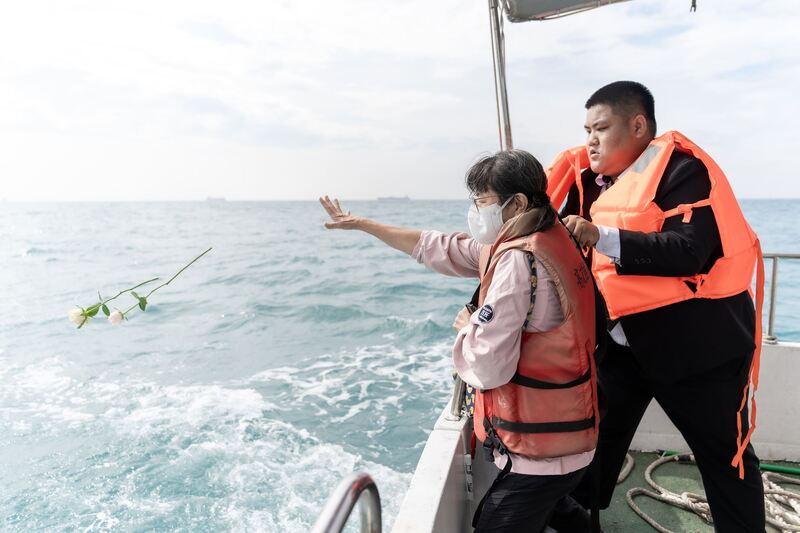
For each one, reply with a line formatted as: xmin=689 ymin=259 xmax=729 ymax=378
xmin=602 ymin=452 xmax=799 ymax=532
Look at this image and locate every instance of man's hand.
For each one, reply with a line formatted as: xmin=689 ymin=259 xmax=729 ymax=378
xmin=319 ymin=196 xmax=364 ymax=230
xmin=452 ymin=306 xmax=472 ymax=331
xmin=563 ymin=215 xmax=600 ymax=248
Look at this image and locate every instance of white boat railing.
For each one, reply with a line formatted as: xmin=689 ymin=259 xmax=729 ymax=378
xmin=764 ymin=253 xmax=800 ymax=343
xmin=311 ymin=472 xmax=382 ymax=533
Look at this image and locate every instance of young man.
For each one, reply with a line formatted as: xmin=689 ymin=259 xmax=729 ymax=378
xmin=548 ymin=81 xmax=766 ymax=532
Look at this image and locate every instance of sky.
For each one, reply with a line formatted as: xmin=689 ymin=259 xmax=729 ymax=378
xmin=0 ymin=0 xmax=798 ymax=201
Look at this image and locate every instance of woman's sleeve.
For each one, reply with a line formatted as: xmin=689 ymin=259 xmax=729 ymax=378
xmin=412 ymin=230 xmax=482 ymax=278
xmin=452 ymin=250 xmax=531 ymax=389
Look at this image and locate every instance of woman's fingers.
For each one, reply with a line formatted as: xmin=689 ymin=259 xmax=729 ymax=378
xmin=320 ymin=196 xmax=358 ymax=231
xmin=325 ymin=196 xmax=338 ymax=215
xmin=319 ymin=195 xmax=343 ymax=218
xmin=318 ymin=196 xmax=333 ymax=216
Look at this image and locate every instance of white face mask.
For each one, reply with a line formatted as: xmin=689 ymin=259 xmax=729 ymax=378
xmin=467 ymin=196 xmax=513 ymax=245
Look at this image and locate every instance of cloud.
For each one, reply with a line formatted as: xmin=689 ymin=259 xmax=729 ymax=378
xmin=0 ymin=0 xmax=797 ymax=199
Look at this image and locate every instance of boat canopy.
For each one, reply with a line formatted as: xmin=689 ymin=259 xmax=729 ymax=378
xmin=502 ymin=0 xmax=631 ymax=22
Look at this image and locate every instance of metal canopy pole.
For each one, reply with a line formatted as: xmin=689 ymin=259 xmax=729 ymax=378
xmin=488 ymin=0 xmax=513 ymax=151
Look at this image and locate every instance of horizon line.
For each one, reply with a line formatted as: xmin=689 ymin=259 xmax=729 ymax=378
xmin=1 ymin=197 xmax=797 ymax=203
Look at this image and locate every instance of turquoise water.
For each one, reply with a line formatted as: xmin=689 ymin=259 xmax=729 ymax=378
xmin=0 ymin=200 xmax=797 ymax=531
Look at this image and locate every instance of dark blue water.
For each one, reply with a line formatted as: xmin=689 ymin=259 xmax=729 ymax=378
xmin=0 ymin=200 xmax=796 ymax=531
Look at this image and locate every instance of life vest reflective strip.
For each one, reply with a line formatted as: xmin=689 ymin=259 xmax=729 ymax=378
xmin=472 ymin=222 xmax=599 ymax=459
xmin=545 ymin=131 xmax=765 ymax=479
xmin=733 ymin=238 xmax=764 ymax=478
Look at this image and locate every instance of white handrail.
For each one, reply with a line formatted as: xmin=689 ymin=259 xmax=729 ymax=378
xmin=311 ymin=472 xmax=381 ymax=533
xmin=763 ymin=253 xmax=800 ymax=342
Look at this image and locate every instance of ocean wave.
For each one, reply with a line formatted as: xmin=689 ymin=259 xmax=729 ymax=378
xmin=245 ymin=341 xmax=454 ymax=470
xmin=279 ymin=255 xmax=326 ymax=266
xmin=370 ymin=282 xmax=470 ymax=300
xmin=290 ymin=279 xmax=366 ymax=298
xmin=285 ymin=303 xmax=380 ymax=323
xmin=258 ymin=268 xmax=313 ymax=287
xmin=203 ymin=273 xmax=253 ymax=286
xmin=0 ymin=351 xmax=427 ymax=532
xmin=385 ymin=313 xmax=447 ymax=330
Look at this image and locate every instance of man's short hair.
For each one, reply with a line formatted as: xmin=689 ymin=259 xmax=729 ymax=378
xmin=586 ymin=81 xmax=657 ymax=136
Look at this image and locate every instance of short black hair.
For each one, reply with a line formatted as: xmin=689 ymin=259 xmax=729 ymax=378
xmin=586 ymin=81 xmax=657 ymax=136
xmin=465 ymin=149 xmax=555 ymax=230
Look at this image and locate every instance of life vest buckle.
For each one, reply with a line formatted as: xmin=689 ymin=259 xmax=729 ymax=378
xmin=481 ymin=439 xmax=495 ymax=463
xmin=482 ymin=419 xmax=509 ymax=460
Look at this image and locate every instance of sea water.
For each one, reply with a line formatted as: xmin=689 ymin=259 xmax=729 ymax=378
xmin=0 ymin=200 xmax=797 ymax=531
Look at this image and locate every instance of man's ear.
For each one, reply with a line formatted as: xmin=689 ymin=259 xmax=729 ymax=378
xmin=632 ymin=114 xmax=648 ymax=139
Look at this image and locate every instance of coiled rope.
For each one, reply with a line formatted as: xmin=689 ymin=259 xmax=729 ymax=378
xmin=619 ymin=453 xmax=800 ymax=532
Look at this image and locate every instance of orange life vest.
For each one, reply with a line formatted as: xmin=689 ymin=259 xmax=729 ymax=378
xmin=545 ymin=130 xmax=765 ymax=478
xmin=473 ymin=222 xmax=599 ymax=459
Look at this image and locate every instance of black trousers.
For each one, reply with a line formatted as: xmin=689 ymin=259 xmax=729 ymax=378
xmin=474 ymin=466 xmax=587 ymax=533
xmin=571 ymin=340 xmax=766 ymax=532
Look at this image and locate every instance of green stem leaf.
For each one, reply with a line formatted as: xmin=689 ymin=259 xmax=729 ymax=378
xmin=144 ymin=247 xmax=212 ymax=299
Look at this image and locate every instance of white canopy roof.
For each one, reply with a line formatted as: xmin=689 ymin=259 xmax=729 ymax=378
xmin=502 ymin=0 xmax=631 ymax=22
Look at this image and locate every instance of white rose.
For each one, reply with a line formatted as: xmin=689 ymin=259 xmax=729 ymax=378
xmin=108 ymin=310 xmax=124 ymax=325
xmin=68 ymin=308 xmax=87 ymax=327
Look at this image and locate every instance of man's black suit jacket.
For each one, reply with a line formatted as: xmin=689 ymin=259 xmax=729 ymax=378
xmin=561 ymin=151 xmax=756 ymax=383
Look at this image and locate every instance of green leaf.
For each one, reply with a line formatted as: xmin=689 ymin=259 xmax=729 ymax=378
xmin=102 ymin=304 xmax=110 ymax=316
xmin=138 ymin=297 xmax=147 ymax=311
xmin=131 ymin=291 xmax=139 ymax=299
xmin=86 ymin=307 xmax=99 ymax=317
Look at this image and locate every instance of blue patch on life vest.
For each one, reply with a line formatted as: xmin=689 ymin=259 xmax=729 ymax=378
xmin=478 ymin=304 xmax=494 ymax=324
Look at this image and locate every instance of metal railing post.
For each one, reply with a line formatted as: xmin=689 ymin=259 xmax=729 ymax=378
xmin=447 ymin=375 xmax=466 ymax=420
xmin=767 ymin=256 xmax=779 ymax=341
xmin=760 ymin=253 xmax=800 ymax=343
xmin=311 ymin=472 xmax=381 ymax=533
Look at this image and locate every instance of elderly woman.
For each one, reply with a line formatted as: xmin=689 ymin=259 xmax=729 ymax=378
xmin=320 ymin=149 xmax=598 ymax=533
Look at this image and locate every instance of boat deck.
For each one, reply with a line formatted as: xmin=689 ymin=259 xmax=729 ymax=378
xmin=602 ymin=451 xmax=798 ymax=532
xmin=392 ymin=343 xmax=800 ymax=533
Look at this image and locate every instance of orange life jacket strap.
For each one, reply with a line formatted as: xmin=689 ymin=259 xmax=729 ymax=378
xmin=730 ymin=238 xmax=764 ymax=479
xmin=662 ymin=198 xmax=712 ymax=224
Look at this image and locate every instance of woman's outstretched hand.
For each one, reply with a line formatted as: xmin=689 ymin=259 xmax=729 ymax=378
xmin=319 ymin=196 xmax=420 ymax=255
xmin=319 ymin=196 xmax=364 ymax=230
